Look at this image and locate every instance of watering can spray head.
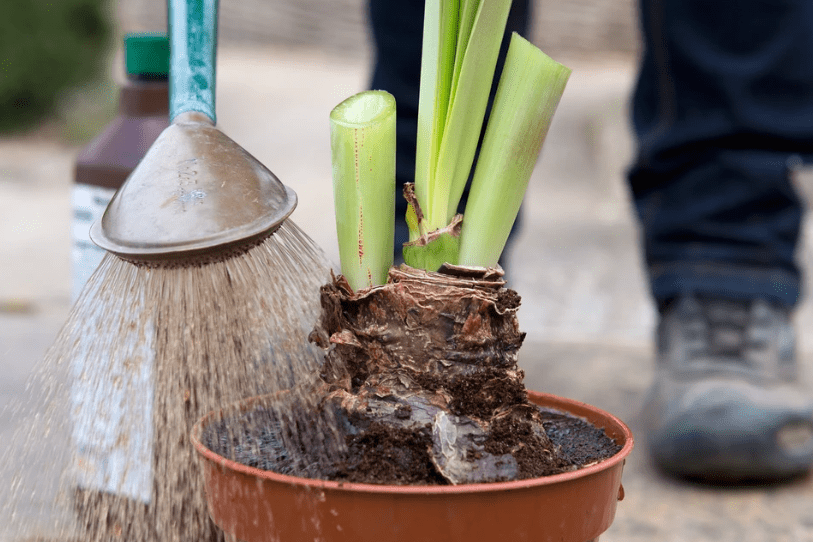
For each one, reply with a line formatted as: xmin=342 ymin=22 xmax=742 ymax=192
xmin=90 ymin=0 xmax=297 ymax=264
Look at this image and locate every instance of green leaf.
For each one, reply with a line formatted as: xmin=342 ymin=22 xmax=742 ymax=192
xmin=414 ymin=0 xmax=459 ymax=225
xmin=430 ymin=0 xmax=513 ymax=229
xmin=330 ymin=90 xmax=397 ymax=290
xmin=459 ymin=33 xmax=571 ymax=268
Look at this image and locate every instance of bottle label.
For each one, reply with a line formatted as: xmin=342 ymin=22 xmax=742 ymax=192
xmin=70 ymin=183 xmax=154 ymax=504
xmin=70 ymin=323 xmax=155 ymax=504
xmin=72 ymin=183 xmax=116 ymax=301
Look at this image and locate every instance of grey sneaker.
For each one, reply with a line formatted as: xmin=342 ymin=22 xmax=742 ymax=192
xmin=642 ymin=295 xmax=813 ymax=482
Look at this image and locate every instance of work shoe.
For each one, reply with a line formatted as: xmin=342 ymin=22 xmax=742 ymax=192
xmin=642 ymin=295 xmax=813 ymax=482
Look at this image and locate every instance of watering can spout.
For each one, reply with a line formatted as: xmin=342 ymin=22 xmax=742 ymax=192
xmin=174 ymin=110 xmax=216 ymax=126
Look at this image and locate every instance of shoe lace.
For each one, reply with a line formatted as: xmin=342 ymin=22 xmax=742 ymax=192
xmin=660 ymin=296 xmax=795 ymax=380
xmin=697 ymin=298 xmax=750 ymax=358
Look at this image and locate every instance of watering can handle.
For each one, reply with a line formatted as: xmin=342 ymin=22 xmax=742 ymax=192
xmin=168 ymin=0 xmax=218 ymax=123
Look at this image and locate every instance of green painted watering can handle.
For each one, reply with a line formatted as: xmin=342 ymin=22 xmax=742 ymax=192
xmin=168 ymin=0 xmax=218 ymax=123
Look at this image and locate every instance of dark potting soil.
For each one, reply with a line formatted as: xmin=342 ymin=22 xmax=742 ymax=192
xmin=205 ymin=410 xmax=297 ymax=474
xmin=333 ymin=421 xmax=448 ymax=485
xmin=203 ymin=403 xmax=621 ymax=485
xmin=541 ymin=408 xmax=623 ymax=467
xmin=413 ymin=367 xmax=528 ymax=420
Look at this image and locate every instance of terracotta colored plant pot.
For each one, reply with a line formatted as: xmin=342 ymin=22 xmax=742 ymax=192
xmin=191 ymin=391 xmax=633 ymax=542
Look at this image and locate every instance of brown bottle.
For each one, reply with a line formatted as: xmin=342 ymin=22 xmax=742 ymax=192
xmin=71 ymin=33 xmax=169 ymax=300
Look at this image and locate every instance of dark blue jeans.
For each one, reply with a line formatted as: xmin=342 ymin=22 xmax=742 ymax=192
xmin=368 ymin=0 xmax=530 ymax=263
xmin=630 ymin=0 xmax=813 ymax=309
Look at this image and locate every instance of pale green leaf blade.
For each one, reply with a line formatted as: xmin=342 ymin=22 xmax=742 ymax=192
xmin=459 ymin=33 xmax=571 ymax=267
xmin=330 ymin=90 xmax=397 ymax=290
xmin=449 ymin=0 xmax=481 ymax=101
xmin=430 ymin=0 xmax=513 ymax=228
xmin=415 ymin=0 xmax=460 ymax=219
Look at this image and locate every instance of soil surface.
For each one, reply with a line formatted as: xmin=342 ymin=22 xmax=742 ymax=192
xmin=204 ymin=403 xmax=621 ymax=485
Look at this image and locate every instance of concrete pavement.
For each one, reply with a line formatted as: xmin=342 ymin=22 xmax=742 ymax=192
xmin=1 ymin=45 xmax=812 ymax=541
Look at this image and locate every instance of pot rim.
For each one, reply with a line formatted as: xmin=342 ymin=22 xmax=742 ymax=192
xmin=191 ymin=390 xmax=634 ymax=495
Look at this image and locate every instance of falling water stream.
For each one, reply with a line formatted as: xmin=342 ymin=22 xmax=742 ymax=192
xmin=0 ymin=220 xmax=340 ymax=542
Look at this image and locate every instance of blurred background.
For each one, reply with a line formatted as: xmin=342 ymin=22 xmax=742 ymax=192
xmin=2 ymin=1 xmax=813 ymax=541
xmin=0 ymin=0 xmax=644 ymax=339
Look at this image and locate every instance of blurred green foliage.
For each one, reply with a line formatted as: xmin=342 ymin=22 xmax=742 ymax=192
xmin=58 ymin=79 xmax=118 ymax=143
xmin=0 ymin=0 xmax=113 ymax=133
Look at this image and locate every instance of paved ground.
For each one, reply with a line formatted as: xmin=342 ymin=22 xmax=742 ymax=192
xmin=2 ymin=45 xmax=813 ymax=541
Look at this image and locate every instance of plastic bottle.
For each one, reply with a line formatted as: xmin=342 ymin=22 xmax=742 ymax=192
xmin=71 ymin=33 xmax=170 ymax=300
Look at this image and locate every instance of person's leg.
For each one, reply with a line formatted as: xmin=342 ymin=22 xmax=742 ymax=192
xmin=630 ymin=0 xmax=813 ymax=306
xmin=368 ymin=0 xmax=530 ymax=266
xmin=630 ymin=0 xmax=813 ymax=481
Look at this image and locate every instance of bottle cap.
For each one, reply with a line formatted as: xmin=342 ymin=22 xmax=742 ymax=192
xmin=124 ymin=33 xmax=169 ymax=77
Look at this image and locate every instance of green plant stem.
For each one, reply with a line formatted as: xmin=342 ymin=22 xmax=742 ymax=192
xmin=330 ymin=91 xmax=396 ymax=290
xmin=414 ymin=0 xmax=459 ymax=234
xmin=459 ymin=33 xmax=571 ymax=268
